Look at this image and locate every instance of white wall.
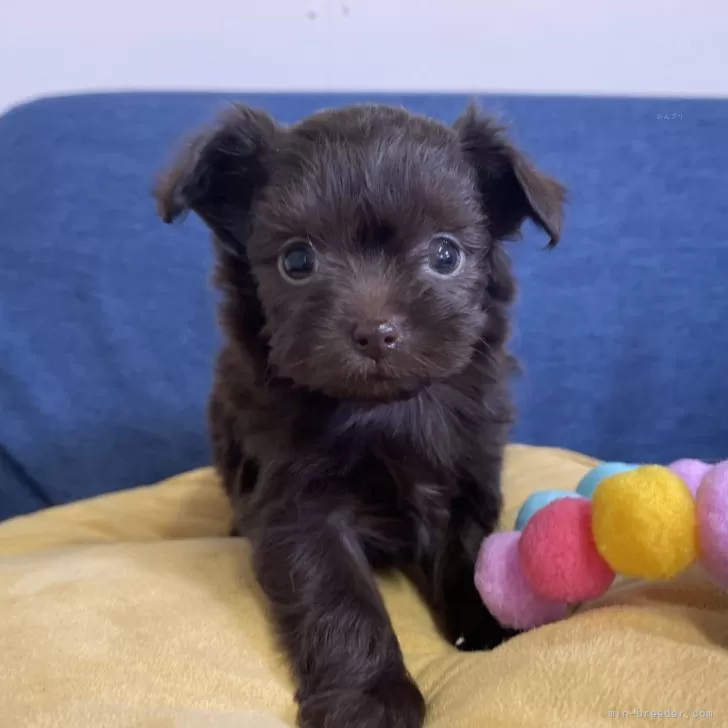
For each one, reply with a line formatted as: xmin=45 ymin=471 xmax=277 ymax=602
xmin=2 ymin=0 xmax=726 ymax=114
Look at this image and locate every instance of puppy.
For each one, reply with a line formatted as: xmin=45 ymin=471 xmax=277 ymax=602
xmin=155 ymin=102 xmax=565 ymax=728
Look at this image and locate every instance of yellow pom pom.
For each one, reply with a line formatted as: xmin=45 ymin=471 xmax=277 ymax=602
xmin=592 ymin=465 xmax=697 ymax=580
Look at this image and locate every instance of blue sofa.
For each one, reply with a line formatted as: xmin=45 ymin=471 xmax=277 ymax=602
xmin=1 ymin=92 xmax=726 ymax=521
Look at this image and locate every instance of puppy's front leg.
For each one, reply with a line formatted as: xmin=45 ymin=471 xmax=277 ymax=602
xmin=249 ymin=465 xmax=425 ymax=728
xmin=422 ymin=513 xmax=517 ymax=652
xmin=419 ymin=461 xmax=517 ymax=651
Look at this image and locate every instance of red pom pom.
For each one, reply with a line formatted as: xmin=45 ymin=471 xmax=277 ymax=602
xmin=519 ymin=498 xmax=615 ymax=602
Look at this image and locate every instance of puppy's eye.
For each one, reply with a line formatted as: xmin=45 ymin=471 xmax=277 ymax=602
xmin=278 ymin=241 xmax=316 ymax=282
xmin=427 ymin=235 xmax=462 ymax=276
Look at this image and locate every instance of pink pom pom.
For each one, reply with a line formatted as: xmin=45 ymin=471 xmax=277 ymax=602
xmin=474 ymin=531 xmax=569 ymax=630
xmin=669 ymin=459 xmax=712 ymax=497
xmin=519 ymin=498 xmax=615 ymax=602
xmin=697 ymin=461 xmax=728 ymax=588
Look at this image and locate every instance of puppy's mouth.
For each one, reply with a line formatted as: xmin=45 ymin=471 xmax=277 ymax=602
xmin=283 ymin=362 xmax=423 ymax=402
xmin=345 ymin=379 xmax=423 ymax=402
xmin=272 ymin=345 xmax=457 ymax=402
xmin=335 ymin=366 xmax=428 ymax=402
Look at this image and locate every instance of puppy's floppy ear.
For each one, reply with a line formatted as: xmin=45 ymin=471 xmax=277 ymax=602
xmin=154 ymin=104 xmax=277 ymax=240
xmin=454 ymin=104 xmax=566 ymax=247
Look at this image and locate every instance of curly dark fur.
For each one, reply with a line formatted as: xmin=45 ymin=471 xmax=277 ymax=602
xmin=156 ymin=102 xmax=565 ymax=728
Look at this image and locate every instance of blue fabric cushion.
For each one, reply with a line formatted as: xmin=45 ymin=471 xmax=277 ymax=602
xmin=0 ymin=92 xmax=726 ymax=520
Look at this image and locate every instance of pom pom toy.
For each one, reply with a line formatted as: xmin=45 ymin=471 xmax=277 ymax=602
xmin=474 ymin=531 xmax=569 ymax=629
xmin=514 ymin=490 xmax=582 ymax=530
xmin=519 ymin=498 xmax=615 ymax=601
xmin=475 ymin=458 xmax=728 ymax=630
xmin=669 ymin=458 xmax=712 ymax=496
xmin=696 ymin=462 xmax=728 ymax=588
xmin=592 ymin=466 xmax=697 ymax=580
xmin=575 ymin=462 xmax=637 ymax=498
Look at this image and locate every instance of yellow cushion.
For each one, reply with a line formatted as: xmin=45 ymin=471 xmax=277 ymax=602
xmin=0 ymin=445 xmax=725 ymax=727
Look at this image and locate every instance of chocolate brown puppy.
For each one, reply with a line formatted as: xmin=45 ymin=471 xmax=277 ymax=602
xmin=156 ymin=102 xmax=565 ymax=728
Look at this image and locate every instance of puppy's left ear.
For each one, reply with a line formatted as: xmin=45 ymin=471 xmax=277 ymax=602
xmin=154 ymin=104 xmax=278 ymax=242
xmin=454 ymin=105 xmax=566 ymax=246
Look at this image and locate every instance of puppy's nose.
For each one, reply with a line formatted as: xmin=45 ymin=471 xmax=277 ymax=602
xmin=351 ymin=320 xmax=401 ymax=359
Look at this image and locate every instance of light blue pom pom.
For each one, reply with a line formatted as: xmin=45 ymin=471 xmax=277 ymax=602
xmin=575 ymin=462 xmax=638 ymax=499
xmin=514 ymin=490 xmax=584 ymax=531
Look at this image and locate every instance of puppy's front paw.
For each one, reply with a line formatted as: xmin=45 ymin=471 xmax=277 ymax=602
xmin=298 ymin=673 xmax=426 ymax=728
xmin=457 ymin=624 xmax=520 ymax=651
xmin=456 ymin=607 xmax=521 ymax=652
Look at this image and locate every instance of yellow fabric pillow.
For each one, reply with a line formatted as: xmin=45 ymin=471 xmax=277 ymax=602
xmin=0 ymin=445 xmax=725 ymax=727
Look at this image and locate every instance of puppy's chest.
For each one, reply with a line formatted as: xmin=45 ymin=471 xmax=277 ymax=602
xmin=329 ymin=394 xmax=472 ymax=473
xmin=346 ymin=448 xmax=455 ymax=564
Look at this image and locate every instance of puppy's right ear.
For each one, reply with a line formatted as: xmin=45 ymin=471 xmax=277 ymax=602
xmin=454 ymin=103 xmax=566 ymax=247
xmin=154 ymin=104 xmax=277 ymax=240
